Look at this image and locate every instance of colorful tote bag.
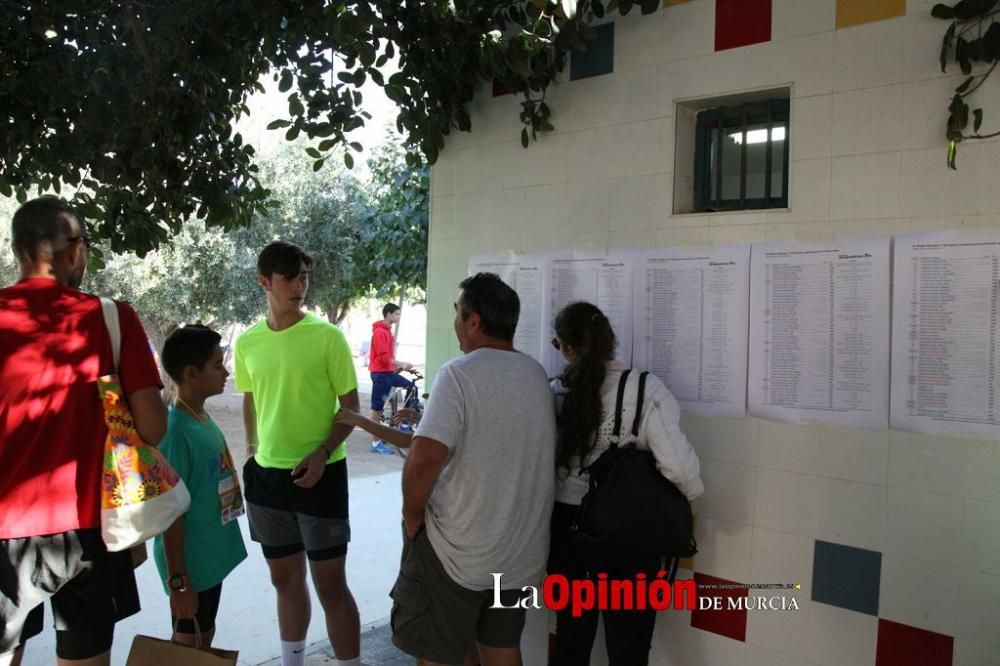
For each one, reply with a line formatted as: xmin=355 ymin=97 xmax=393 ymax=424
xmin=99 ymin=299 xmax=190 ymax=551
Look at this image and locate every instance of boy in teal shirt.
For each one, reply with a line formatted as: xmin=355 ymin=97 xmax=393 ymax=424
xmin=154 ymin=325 xmax=247 ymax=646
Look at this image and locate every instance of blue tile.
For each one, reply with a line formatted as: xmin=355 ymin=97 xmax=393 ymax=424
xmin=812 ymin=540 xmax=882 ymax=616
xmin=570 ymin=22 xmax=614 ymax=81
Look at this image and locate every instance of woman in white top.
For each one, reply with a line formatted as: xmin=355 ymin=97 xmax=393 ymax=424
xmin=548 ymin=301 xmax=704 ymax=666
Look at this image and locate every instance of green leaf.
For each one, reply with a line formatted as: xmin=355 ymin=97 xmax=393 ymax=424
xmin=313 ymin=159 xmax=325 ymax=171
xmin=289 ymin=97 xmax=305 ymax=116
xmin=956 ymin=75 xmax=975 ymax=93
xmin=974 ymin=107 xmax=984 ymax=131
xmin=520 ymin=127 xmax=529 ymax=148
xmin=344 ymin=153 xmax=354 ymax=169
xmin=278 ymin=70 xmax=293 ymax=93
xmin=267 ymin=119 xmax=291 ymax=130
xmin=286 ymin=126 xmax=301 ymax=141
xmin=941 ymin=22 xmax=957 ymax=72
xmin=350 ymin=141 xmax=362 ymax=152
xmin=319 ymin=139 xmax=337 ymax=151
xmin=306 ymin=147 xmax=322 ymax=158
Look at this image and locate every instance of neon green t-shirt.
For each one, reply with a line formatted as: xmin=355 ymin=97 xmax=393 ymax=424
xmin=235 ymin=313 xmax=358 ymax=469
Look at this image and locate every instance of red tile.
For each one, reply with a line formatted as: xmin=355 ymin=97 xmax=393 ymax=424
xmin=876 ymin=619 xmax=953 ymax=666
xmin=715 ymin=0 xmax=772 ymax=52
xmin=690 ymin=572 xmax=747 ymax=642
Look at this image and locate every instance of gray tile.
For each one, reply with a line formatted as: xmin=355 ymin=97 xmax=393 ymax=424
xmin=811 ymin=539 xmax=881 ymax=616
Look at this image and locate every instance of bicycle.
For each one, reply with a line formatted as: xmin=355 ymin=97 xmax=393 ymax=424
xmin=379 ymin=368 xmax=425 ymax=458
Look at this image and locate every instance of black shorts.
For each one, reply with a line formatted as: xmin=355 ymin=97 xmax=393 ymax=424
xmin=172 ymin=583 xmax=223 ymax=635
xmin=243 ymin=457 xmax=350 ymax=561
xmin=0 ymin=529 xmax=140 ymax=659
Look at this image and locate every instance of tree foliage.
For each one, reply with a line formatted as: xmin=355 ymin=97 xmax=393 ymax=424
xmin=62 ymin=133 xmax=427 ymax=341
xmin=1 ymin=0 xmax=657 ymax=254
xmin=935 ymin=0 xmax=1000 ymax=168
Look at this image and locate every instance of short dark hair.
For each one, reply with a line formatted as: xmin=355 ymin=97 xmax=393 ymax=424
xmin=11 ymin=196 xmax=82 ymax=262
xmin=257 ymin=241 xmax=314 ymax=278
xmin=458 ymin=273 xmax=519 ymax=341
xmin=161 ymin=325 xmax=223 ymax=383
xmin=383 ymin=303 xmax=400 ymax=318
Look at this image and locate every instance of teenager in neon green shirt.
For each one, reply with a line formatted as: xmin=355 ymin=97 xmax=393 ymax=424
xmin=235 ymin=241 xmax=362 ymax=666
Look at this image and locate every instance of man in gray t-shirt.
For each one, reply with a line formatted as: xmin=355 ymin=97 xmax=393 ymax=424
xmin=391 ymin=273 xmax=555 ymax=666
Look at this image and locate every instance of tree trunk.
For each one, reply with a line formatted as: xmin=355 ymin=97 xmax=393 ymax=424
xmin=326 ymin=299 xmax=352 ymax=325
xmin=392 ymin=290 xmax=405 ymax=342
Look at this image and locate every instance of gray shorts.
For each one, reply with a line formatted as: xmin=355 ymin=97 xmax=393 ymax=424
xmin=390 ymin=526 xmax=525 ymax=664
xmin=246 ymin=502 xmax=351 ymax=561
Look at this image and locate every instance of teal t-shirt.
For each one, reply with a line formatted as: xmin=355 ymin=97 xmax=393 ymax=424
xmin=154 ymin=407 xmax=247 ymax=593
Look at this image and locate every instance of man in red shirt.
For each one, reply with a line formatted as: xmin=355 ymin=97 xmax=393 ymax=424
xmin=0 ymin=197 xmax=166 ymax=666
xmin=367 ymin=304 xmax=415 ymax=453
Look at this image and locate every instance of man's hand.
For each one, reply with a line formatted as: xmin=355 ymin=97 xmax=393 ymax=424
xmin=291 ymin=447 xmax=328 ymax=488
xmin=403 ymin=513 xmax=425 ymax=540
xmin=170 ymin=588 xmax=198 ymax=620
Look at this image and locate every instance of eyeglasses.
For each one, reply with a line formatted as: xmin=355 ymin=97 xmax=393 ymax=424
xmin=551 ymin=337 xmax=561 ymax=350
xmin=67 ymin=232 xmax=94 ymax=249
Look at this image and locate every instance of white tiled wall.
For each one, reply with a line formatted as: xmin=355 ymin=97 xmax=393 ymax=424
xmin=424 ymin=2 xmax=1000 ymax=663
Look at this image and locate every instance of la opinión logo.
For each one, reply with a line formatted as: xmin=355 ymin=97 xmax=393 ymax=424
xmin=490 ymin=574 xmax=802 ymax=616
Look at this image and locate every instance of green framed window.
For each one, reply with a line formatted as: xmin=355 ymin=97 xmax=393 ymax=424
xmin=693 ymin=98 xmax=789 ymax=212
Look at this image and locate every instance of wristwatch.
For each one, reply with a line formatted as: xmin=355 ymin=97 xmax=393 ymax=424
xmin=167 ymin=574 xmax=190 ymax=593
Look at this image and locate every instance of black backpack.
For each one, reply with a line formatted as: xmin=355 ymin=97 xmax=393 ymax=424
xmin=571 ymin=370 xmax=698 ymax=567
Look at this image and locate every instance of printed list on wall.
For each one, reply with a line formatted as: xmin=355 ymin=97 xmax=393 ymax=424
xmin=468 ymin=254 xmax=547 ymax=364
xmin=633 ymin=246 xmax=750 ymax=418
xmin=470 ymin=230 xmax=1000 ymax=438
xmin=891 ymin=231 xmax=1000 ymax=438
xmin=748 ymin=239 xmax=891 ymax=428
xmin=543 ymin=251 xmax=636 ymax=379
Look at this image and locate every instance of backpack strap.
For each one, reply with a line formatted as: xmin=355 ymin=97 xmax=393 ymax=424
xmin=630 ymin=371 xmax=649 ymax=437
xmin=610 ymin=369 xmax=631 ymax=446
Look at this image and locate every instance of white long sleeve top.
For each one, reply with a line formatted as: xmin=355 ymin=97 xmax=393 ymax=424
xmin=552 ymin=367 xmax=705 ymax=506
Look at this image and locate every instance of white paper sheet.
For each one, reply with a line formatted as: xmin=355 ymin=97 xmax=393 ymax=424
xmin=890 ymin=230 xmax=1000 ymax=437
xmin=468 ymin=253 xmax=549 ymax=364
xmin=544 ymin=250 xmax=635 ymax=379
xmin=633 ymin=245 xmax=750 ymax=418
xmin=748 ymin=238 xmax=891 ymax=427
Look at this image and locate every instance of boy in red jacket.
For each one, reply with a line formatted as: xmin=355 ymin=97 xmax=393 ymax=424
xmin=368 ymin=304 xmax=415 ymax=453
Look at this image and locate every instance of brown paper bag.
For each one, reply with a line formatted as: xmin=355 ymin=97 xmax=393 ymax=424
xmin=126 ymin=634 xmax=238 ymax=665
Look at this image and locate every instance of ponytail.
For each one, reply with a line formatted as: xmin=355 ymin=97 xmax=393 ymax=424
xmin=554 ymin=302 xmax=617 ymax=471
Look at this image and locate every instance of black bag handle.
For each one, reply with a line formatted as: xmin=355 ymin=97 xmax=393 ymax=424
xmin=631 ymin=371 xmax=649 ymax=436
xmin=610 ymin=369 xmax=632 ymax=443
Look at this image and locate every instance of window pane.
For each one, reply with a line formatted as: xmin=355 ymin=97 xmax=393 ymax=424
xmin=770 ymin=122 xmax=787 ymax=199
xmin=742 ymin=122 xmax=770 ymax=200
xmin=709 ymin=126 xmax=719 ymax=203
xmin=721 ymin=123 xmax=741 ymax=202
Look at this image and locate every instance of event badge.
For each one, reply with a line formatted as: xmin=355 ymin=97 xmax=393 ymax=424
xmin=218 ymin=449 xmax=245 ymax=525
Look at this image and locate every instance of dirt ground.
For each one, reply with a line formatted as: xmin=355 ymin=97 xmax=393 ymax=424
xmin=204 ymin=378 xmax=405 ymax=477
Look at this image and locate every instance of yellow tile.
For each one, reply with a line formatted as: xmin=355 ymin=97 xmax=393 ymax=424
xmin=836 ymin=0 xmax=905 ymax=29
